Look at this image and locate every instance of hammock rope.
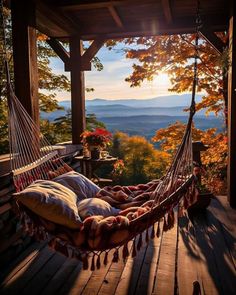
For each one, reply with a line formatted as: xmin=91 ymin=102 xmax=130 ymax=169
xmin=0 ymin=0 xmax=202 ymax=268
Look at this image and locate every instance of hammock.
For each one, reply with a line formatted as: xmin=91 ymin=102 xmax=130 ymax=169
xmin=1 ymin=1 xmax=201 ymax=269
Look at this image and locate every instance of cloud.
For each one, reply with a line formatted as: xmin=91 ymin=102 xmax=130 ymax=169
xmin=50 ymin=44 xmax=172 ymax=101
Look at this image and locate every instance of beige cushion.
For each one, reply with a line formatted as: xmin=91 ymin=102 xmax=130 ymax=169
xmin=77 ymin=198 xmax=120 ymax=220
xmin=14 ymin=180 xmax=82 ymax=229
xmin=54 ymin=171 xmax=100 ymax=202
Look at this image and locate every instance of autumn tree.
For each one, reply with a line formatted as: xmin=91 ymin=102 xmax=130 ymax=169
xmin=124 ymin=34 xmax=227 ymax=115
xmin=152 ymin=122 xmax=227 ymax=193
xmin=0 ymin=7 xmax=104 ymax=153
xmin=122 ymin=34 xmax=228 ymax=192
xmin=111 ymin=131 xmax=170 ymax=185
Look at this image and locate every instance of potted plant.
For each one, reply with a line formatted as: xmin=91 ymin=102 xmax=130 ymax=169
xmin=81 ymin=128 xmax=112 ymax=159
xmin=188 ymin=182 xmax=214 ymax=212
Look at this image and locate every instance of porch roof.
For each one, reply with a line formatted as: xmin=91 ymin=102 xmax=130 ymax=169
xmin=31 ymin=0 xmax=229 ymax=40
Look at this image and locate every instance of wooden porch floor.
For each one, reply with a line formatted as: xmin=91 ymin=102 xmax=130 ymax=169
xmin=0 ymin=196 xmax=235 ymax=295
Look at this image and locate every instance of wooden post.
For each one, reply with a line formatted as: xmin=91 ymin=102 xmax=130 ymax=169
xmin=11 ymin=0 xmax=39 ymax=126
xmin=69 ymin=37 xmax=86 ymax=144
xmin=227 ymin=1 xmax=236 ymax=208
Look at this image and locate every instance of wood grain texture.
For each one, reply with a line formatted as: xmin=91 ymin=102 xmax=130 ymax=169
xmin=0 ymin=197 xmax=235 ymax=295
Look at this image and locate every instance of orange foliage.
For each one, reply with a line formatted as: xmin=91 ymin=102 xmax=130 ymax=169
xmin=124 ymin=34 xmax=226 ymax=115
xmin=123 ymin=34 xmax=228 ymax=193
xmin=152 ymin=122 xmax=227 ymax=194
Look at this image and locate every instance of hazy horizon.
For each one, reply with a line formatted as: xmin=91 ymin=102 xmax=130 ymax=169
xmin=49 ymin=42 xmax=187 ymax=102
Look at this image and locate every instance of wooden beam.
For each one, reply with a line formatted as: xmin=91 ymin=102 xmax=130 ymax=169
xmin=227 ymin=2 xmax=236 ymax=208
xmin=80 ymin=15 xmax=228 ymax=40
xmin=46 ymin=38 xmax=70 ymax=69
xmin=11 ymin=0 xmax=39 ymax=126
xmin=82 ymin=39 xmax=105 ymax=68
xmin=161 ymin=0 xmax=172 ymax=24
xmin=69 ymin=37 xmax=86 ymax=144
xmin=59 ymin=0 xmax=157 ymax=11
xmin=200 ymin=29 xmax=225 ymax=55
xmin=108 ymin=5 xmax=124 ymax=28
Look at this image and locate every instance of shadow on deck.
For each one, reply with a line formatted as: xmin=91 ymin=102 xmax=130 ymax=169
xmin=0 ymin=196 xmax=235 ymax=295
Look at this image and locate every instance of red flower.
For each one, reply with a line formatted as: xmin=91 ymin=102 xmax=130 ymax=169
xmin=81 ymin=128 xmax=112 ymax=149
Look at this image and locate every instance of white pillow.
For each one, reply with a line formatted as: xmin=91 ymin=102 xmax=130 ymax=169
xmin=77 ymin=198 xmax=120 ymax=220
xmin=54 ymin=171 xmax=100 ymax=202
xmin=14 ymin=180 xmax=82 ymax=229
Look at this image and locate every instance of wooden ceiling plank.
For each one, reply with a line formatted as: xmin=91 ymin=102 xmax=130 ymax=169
xmin=108 ymin=5 xmax=124 ymax=28
xmin=161 ymin=0 xmax=172 ymax=24
xmin=59 ymin=0 xmax=157 ymax=11
xmin=199 ymin=29 xmax=225 ymax=54
xmin=35 ymin=0 xmax=79 ymax=35
xmin=80 ymin=15 xmax=227 ymax=40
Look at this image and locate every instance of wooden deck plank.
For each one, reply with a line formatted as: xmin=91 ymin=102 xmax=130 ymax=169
xmin=0 ymin=196 xmax=235 ymax=295
xmin=42 ymin=258 xmax=80 ymax=295
xmin=210 ymin=197 xmax=236 ymax=268
xmin=177 ymin=213 xmax=203 ymax=295
xmin=134 ymin=223 xmax=163 ymax=295
xmin=22 ymin=251 xmax=67 ymax=295
xmin=215 ymin=195 xmax=236 ymax=225
xmin=98 ymin=250 xmax=128 ymax=295
xmin=205 ymin=208 xmax=236 ymax=294
xmin=58 ymin=261 xmax=92 ymax=295
xmin=0 ymin=246 xmax=56 ymax=295
xmin=113 ymin=234 xmax=148 ymax=295
xmin=192 ymin=212 xmax=223 ymax=295
xmin=0 ymin=241 xmax=45 ymax=285
xmin=152 ymin=217 xmax=178 ymax=295
xmin=81 ymin=251 xmax=115 ymax=295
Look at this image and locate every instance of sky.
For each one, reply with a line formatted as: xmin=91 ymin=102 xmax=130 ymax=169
xmin=49 ymin=42 xmax=174 ymax=102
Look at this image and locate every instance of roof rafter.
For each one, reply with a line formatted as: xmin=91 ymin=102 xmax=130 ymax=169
xmin=108 ymin=5 xmax=124 ymax=28
xmin=161 ymin=0 xmax=172 ymax=24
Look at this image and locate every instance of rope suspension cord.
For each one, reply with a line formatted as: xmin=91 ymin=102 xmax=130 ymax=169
xmin=189 ymin=0 xmax=201 ymax=120
xmin=150 ymin=0 xmax=202 ymax=207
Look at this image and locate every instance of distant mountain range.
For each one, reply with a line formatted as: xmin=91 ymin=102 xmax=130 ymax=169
xmin=40 ymin=95 xmax=224 ymax=141
xmin=59 ymin=94 xmax=204 ymax=109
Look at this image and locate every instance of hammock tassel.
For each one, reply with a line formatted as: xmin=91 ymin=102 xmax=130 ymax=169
xmin=48 ymin=237 xmax=56 ymax=250
xmin=112 ymin=248 xmax=119 ymax=263
xmin=156 ymin=221 xmax=161 ymax=238
xmin=96 ymin=254 xmax=101 ymax=269
xmin=167 ymin=208 xmax=175 ymax=230
xmin=91 ymin=254 xmax=95 ymax=271
xmin=132 ymin=238 xmax=137 ymax=258
xmin=151 ymin=224 xmax=155 ymax=239
xmin=82 ymin=254 xmax=89 ymax=270
xmin=137 ymin=233 xmax=143 ymax=251
xmin=163 ymin=215 xmax=168 ymax=232
xmin=122 ymin=243 xmax=129 ymax=260
xmin=104 ymin=251 xmax=109 ymax=266
xmin=178 ymin=205 xmax=184 ymax=218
